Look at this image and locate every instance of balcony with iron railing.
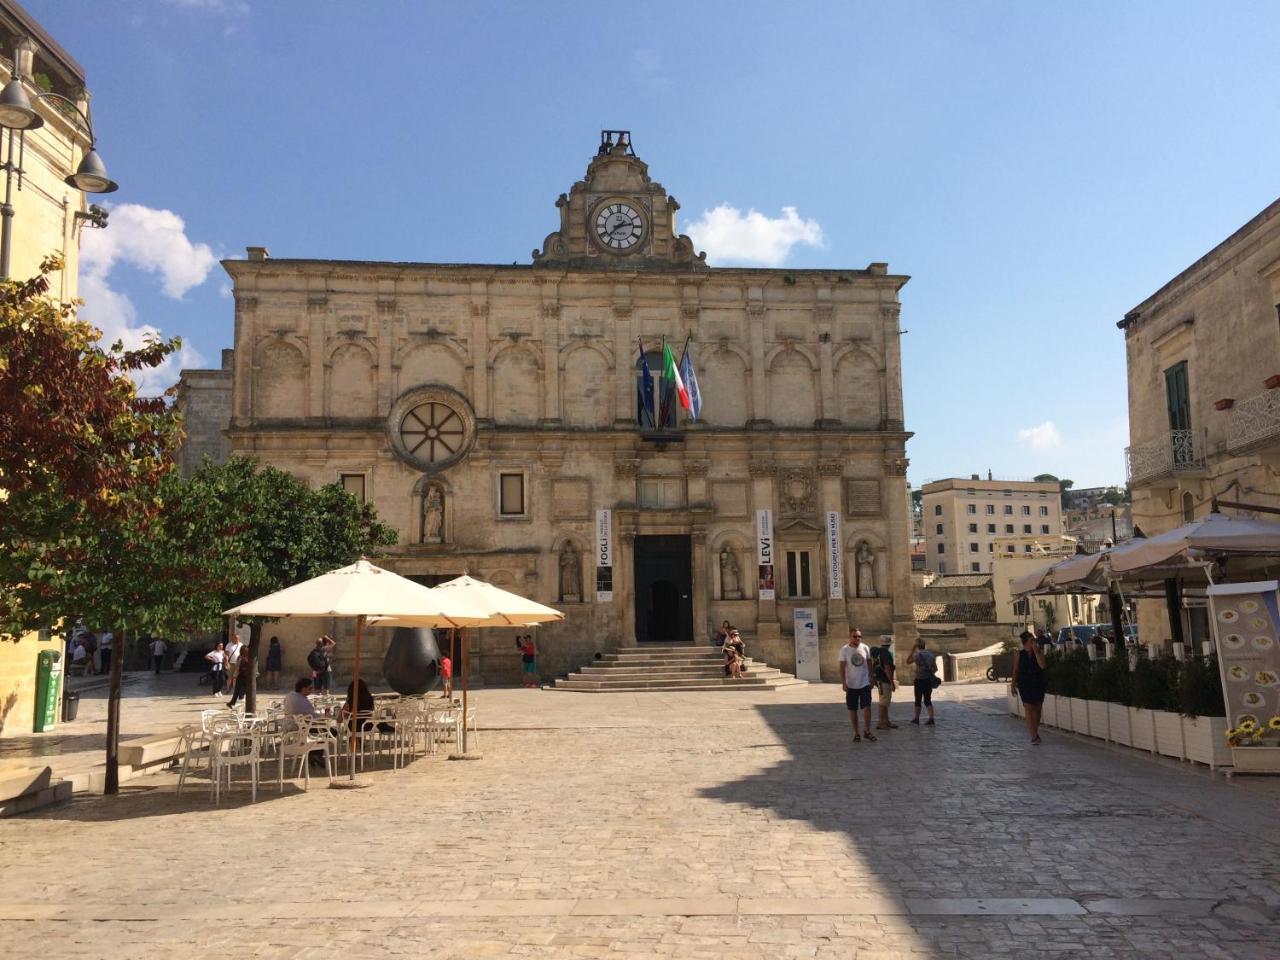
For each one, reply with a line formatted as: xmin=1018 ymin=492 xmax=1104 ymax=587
xmin=1227 ymin=389 xmax=1280 ymax=457
xmin=1124 ymin=428 xmax=1207 ymax=489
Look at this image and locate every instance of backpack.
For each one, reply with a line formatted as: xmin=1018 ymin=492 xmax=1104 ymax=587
xmin=307 ymin=647 xmax=328 ymax=672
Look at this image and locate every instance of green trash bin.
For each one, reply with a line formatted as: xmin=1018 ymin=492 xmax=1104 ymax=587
xmin=33 ymin=649 xmax=63 ymax=733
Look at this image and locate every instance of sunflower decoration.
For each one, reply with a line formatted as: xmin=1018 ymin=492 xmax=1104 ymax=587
xmin=1270 ymin=716 xmax=1280 ymax=733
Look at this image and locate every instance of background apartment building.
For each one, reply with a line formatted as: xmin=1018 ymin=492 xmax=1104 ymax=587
xmin=921 ymin=476 xmax=1063 ymax=575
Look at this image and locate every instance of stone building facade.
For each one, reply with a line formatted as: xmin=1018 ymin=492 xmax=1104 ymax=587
xmin=1120 ymin=196 xmax=1280 ymax=649
xmin=216 ymin=134 xmax=914 ymax=683
xmin=174 ymin=348 xmax=233 ymax=475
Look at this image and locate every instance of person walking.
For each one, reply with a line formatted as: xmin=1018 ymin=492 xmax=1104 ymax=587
xmin=150 ymin=637 xmax=167 ymax=674
xmin=517 ymin=635 xmax=538 ymax=688
xmin=871 ymin=635 xmax=898 ymax=730
xmin=907 ymin=638 xmax=938 ymax=725
xmin=439 ymin=652 xmax=453 ymax=699
xmin=839 ymin=628 xmax=875 ymax=742
xmin=97 ymin=630 xmax=113 ymax=674
xmin=1011 ymin=629 xmax=1048 ymax=744
xmin=265 ymin=636 xmax=283 ymax=690
xmin=205 ymin=641 xmax=227 ymax=697
xmin=226 ymin=651 xmax=251 ymax=709
xmin=308 ymin=636 xmax=336 ymax=691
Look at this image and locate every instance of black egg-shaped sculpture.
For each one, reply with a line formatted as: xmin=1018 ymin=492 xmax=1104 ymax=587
xmin=382 ymin=627 xmax=442 ymax=695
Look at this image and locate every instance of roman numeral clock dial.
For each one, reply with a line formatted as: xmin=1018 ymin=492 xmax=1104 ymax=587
xmin=593 ymin=200 xmax=644 ymax=253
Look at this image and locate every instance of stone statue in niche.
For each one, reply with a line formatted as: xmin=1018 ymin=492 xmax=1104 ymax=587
xmin=856 ymin=541 xmax=877 ymax=598
xmin=422 ymin=487 xmax=444 ymax=543
xmin=720 ymin=547 xmax=742 ymax=600
xmin=559 ymin=544 xmax=581 ymax=602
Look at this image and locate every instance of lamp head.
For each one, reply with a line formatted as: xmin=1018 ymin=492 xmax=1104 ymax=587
xmin=65 ymin=148 xmax=117 ymax=194
xmin=0 ymin=77 xmax=42 ymax=131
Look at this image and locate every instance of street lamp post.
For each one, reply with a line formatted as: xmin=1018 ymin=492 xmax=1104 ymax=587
xmin=0 ymin=71 xmax=117 ymax=280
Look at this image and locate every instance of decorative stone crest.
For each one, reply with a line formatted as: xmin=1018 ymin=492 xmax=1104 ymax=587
xmin=779 ymin=468 xmax=815 ymax=515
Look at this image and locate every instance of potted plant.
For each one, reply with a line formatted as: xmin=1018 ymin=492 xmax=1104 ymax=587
xmin=1227 ymin=717 xmax=1280 ymax=773
xmin=1178 ymin=655 xmax=1231 ymax=769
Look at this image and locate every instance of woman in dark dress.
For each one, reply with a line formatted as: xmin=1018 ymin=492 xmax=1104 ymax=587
xmin=265 ymin=636 xmax=283 ymax=689
xmin=1011 ymin=630 xmax=1048 ymax=744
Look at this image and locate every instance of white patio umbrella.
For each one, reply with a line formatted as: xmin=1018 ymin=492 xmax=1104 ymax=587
xmin=370 ymin=574 xmax=564 ymax=753
xmin=1009 ymin=561 xmax=1057 ymax=597
xmin=1107 ymin=513 xmax=1280 ymax=574
xmin=225 ymin=560 xmax=489 ymax=780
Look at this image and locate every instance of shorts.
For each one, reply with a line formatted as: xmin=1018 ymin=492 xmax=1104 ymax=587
xmin=844 ymin=685 xmax=871 ymax=711
xmin=913 ymin=679 xmax=933 ymax=707
xmin=522 ymin=660 xmax=537 ymax=674
xmin=876 ymin=681 xmax=894 ymax=705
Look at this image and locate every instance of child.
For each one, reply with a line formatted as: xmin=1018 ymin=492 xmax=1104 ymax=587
xmin=439 ymin=653 xmax=453 ymax=699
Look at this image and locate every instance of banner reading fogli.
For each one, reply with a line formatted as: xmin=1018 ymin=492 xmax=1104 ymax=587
xmin=757 ymin=508 xmax=775 ymax=600
xmin=595 ymin=508 xmax=613 ymax=602
xmin=825 ymin=511 xmax=843 ymax=600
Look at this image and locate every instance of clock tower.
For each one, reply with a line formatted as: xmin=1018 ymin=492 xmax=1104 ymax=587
xmin=533 ymin=131 xmax=708 ymax=271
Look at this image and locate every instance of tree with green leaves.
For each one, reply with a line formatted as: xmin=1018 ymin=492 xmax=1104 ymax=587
xmin=190 ymin=456 xmax=398 ymax=715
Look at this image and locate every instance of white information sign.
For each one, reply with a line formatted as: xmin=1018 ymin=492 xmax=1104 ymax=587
xmin=793 ymin=607 xmax=820 ymax=681
xmin=825 ymin=510 xmax=843 ymax=600
xmin=756 ymin=508 xmax=775 ymax=600
xmin=595 ymin=508 xmax=613 ymax=602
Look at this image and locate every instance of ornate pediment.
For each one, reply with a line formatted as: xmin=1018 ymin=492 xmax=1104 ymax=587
xmin=533 ymin=131 xmax=708 ymax=272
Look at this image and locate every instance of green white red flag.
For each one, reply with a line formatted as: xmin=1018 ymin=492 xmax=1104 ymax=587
xmin=662 ymin=339 xmax=690 ymax=411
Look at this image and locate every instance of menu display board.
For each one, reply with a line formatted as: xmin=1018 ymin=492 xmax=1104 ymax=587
xmin=1207 ymin=581 xmax=1280 ymax=731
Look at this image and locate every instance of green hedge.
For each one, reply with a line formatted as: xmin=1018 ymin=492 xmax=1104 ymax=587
xmin=1044 ymin=648 xmax=1224 ymax=717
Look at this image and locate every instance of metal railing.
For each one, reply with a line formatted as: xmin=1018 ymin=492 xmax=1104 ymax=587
xmin=1125 ymin=428 xmax=1206 ymax=487
xmin=1227 ymin=390 xmax=1280 ymax=453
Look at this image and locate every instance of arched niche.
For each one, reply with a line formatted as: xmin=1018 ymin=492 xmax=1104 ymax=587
xmin=561 ymin=344 xmax=611 ymax=428
xmin=256 ymin=339 xmax=306 ymax=419
xmin=699 ymin=348 xmax=749 ymax=426
xmin=834 ymin=348 xmax=882 ymax=429
xmin=492 ymin=346 xmax=541 ymax=425
xmin=328 ymin=341 xmax=377 ymax=417
xmin=399 ymin=342 xmax=467 ymax=396
xmin=770 ymin=351 xmax=817 ymax=427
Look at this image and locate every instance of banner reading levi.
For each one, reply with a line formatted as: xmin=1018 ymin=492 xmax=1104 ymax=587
xmin=756 ymin=508 xmax=775 ymax=601
xmin=825 ymin=511 xmax=843 ymax=600
xmin=595 ymin=508 xmax=613 ymax=602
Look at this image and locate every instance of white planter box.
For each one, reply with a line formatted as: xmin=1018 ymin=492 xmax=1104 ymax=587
xmin=1154 ymin=710 xmax=1185 ymax=760
xmin=1182 ymin=716 xmax=1232 ymax=769
xmin=1087 ymin=699 xmax=1110 ymax=741
xmin=1107 ymin=703 xmax=1131 ymax=746
xmin=1130 ymin=708 xmax=1156 ymax=753
xmin=1230 ymin=745 xmax=1280 ymax=773
xmin=1041 ymin=694 xmax=1058 ymax=728
xmin=1067 ymin=697 xmax=1091 ymax=736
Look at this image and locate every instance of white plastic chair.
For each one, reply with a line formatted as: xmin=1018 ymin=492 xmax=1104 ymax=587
xmin=175 ymin=724 xmax=212 ymax=796
xmin=210 ymin=728 xmax=260 ymax=804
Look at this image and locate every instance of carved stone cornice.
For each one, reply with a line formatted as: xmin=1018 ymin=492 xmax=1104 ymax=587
xmin=680 ymin=304 xmax=699 ymax=321
xmin=470 ymin=303 xmax=489 ymax=319
xmin=884 ymin=457 xmax=910 ymax=477
xmin=684 ymin=460 xmax=709 ymax=477
xmin=818 ymin=459 xmax=845 ymax=477
xmin=612 ymin=303 xmax=633 ymax=321
xmin=880 ymin=302 xmax=901 ymax=323
xmin=746 ymin=302 xmax=765 ymax=320
xmin=377 ymin=297 xmax=396 ymax=315
xmin=542 ymin=301 xmax=560 ymax=320
xmin=235 ymin=295 xmax=258 ymax=312
xmin=747 ymin=460 xmax=776 ymax=478
xmin=614 ymin=458 xmax=639 ymax=479
xmin=306 ymin=295 xmax=328 ymax=313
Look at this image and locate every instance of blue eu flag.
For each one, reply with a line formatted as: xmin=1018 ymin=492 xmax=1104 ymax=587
xmin=637 ymin=346 xmax=656 ymax=429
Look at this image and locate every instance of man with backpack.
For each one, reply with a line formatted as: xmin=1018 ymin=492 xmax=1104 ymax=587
xmin=308 ymin=635 xmax=336 ymax=691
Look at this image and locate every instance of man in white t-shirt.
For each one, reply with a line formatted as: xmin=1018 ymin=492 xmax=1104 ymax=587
xmin=839 ymin=627 xmax=875 ymax=742
xmin=150 ymin=638 xmax=167 ymax=674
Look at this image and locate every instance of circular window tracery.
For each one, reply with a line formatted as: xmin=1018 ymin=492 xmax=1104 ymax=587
xmin=387 ymin=386 xmax=475 ymax=473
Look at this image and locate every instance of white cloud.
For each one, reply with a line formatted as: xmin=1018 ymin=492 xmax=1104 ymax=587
xmin=79 ymin=203 xmax=217 ymax=394
xmin=1016 ymin=420 xmax=1064 ymax=452
xmin=684 ymin=205 xmax=824 ymax=267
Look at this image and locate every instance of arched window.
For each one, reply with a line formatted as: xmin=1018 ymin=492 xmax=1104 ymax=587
xmin=1182 ymin=491 xmax=1195 ymax=523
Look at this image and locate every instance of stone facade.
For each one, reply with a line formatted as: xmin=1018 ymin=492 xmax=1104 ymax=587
xmin=174 ymin=348 xmax=233 ymax=475
xmin=216 ymin=134 xmax=914 ymax=684
xmin=921 ymin=477 xmax=1063 ymax=575
xmin=1120 ymin=196 xmax=1280 ymax=650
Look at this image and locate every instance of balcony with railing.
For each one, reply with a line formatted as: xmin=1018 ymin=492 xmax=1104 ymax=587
xmin=1227 ymin=389 xmax=1280 ymax=457
xmin=1125 ymin=428 xmax=1207 ymax=488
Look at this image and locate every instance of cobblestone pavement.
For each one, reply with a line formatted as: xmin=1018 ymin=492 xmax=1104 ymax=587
xmin=2 ymin=681 xmax=1278 ymax=958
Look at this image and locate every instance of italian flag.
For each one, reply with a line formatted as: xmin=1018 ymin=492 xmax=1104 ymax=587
xmin=662 ymin=340 xmax=691 ymax=411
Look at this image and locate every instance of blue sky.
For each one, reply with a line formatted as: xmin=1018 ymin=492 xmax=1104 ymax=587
xmin=28 ymin=0 xmax=1280 ymax=489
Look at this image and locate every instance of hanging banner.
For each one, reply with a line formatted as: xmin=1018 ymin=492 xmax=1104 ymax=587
xmin=826 ymin=510 xmax=843 ymax=600
xmin=793 ymin=607 xmax=820 ymax=681
xmin=1208 ymin=582 xmax=1280 ymax=764
xmin=757 ymin=508 xmax=775 ymax=600
xmin=595 ymin=508 xmax=613 ymax=602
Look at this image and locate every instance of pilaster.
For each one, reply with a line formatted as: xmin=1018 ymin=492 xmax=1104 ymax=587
xmin=469 ymin=286 xmax=490 ymax=420
xmin=747 ymin=295 xmax=769 ymax=425
xmin=542 ymin=300 xmax=562 ymax=424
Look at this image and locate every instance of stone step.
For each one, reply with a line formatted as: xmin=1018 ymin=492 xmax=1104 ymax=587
xmin=576 ymin=662 xmax=784 ymax=678
xmin=556 ymin=676 xmax=774 ymax=691
xmin=598 ymin=656 xmax=725 ymax=667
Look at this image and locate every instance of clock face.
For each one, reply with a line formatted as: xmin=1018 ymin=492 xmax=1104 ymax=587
xmin=398 ymin=401 xmax=465 ymax=465
xmin=594 ymin=201 xmax=644 ymax=252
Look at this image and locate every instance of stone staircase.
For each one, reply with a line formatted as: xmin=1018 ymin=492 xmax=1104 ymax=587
xmin=555 ymin=645 xmax=807 ymax=692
